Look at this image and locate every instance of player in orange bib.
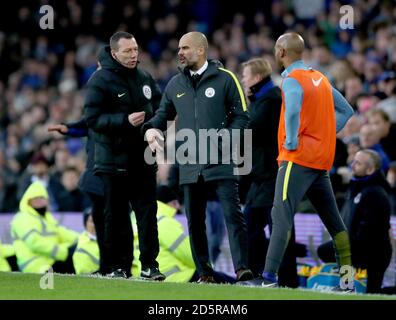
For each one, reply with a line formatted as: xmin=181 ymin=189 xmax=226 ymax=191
xmin=261 ymin=33 xmax=355 ymax=292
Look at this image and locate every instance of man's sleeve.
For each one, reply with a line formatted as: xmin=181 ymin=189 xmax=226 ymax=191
xmin=282 ymin=77 xmax=304 ymax=150
xmin=220 ymin=68 xmax=249 ymax=130
xmin=84 ymin=77 xmax=130 ymax=133
xmin=64 ymin=119 xmax=88 ymax=137
xmin=332 ymin=87 xmax=354 ymax=133
xmin=141 ymin=85 xmax=177 ymax=134
xmin=150 ymin=75 xmax=162 ymax=115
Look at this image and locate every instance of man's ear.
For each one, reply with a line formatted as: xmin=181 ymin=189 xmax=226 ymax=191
xmin=111 ymin=49 xmax=117 ymax=59
xmin=281 ymin=47 xmax=287 ymax=58
xmin=367 ymin=165 xmax=376 ymax=176
xmin=197 ymin=46 xmax=205 ymax=57
xmin=255 ymin=74 xmax=264 ymax=83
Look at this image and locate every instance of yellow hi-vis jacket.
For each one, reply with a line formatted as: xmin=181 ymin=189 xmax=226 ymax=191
xmin=0 ymin=240 xmax=14 ymax=272
xmin=132 ymin=201 xmax=196 ymax=282
xmin=10 ymin=181 xmax=79 ymax=273
xmin=72 ymin=231 xmax=100 ymax=275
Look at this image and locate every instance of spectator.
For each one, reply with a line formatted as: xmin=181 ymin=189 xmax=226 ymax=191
xmin=17 ymin=152 xmax=61 ymax=211
xmin=387 ymin=161 xmax=396 ymax=216
xmin=0 ymin=240 xmax=13 ymax=272
xmin=367 ymin=108 xmax=396 ymax=161
xmin=344 ymin=77 xmax=363 ymax=110
xmin=11 ymin=181 xmax=79 ymax=274
xmin=318 ymin=150 xmax=392 ymax=294
xmin=55 ymin=166 xmax=90 ymax=212
xmin=376 ymin=74 xmax=396 ymax=124
xmin=359 ymin=123 xmax=390 ymax=173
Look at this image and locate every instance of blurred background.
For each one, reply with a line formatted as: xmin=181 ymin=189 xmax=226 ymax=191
xmin=0 ymin=0 xmax=396 ymax=213
xmin=0 ymin=0 xmax=396 ymax=286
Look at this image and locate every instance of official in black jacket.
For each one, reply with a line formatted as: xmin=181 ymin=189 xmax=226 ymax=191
xmin=241 ymin=58 xmax=299 ymax=287
xmin=318 ymin=149 xmax=392 ymax=293
xmin=48 ymin=119 xmax=105 ymax=273
xmin=143 ymin=32 xmax=253 ymax=283
xmin=83 ymin=31 xmax=164 ymax=279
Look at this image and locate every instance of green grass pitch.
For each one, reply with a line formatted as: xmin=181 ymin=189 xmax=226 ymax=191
xmin=0 ymin=272 xmax=395 ymax=300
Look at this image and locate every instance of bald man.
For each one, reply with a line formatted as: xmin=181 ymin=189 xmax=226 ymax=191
xmin=143 ymin=32 xmax=253 ymax=283
xmin=260 ymin=33 xmax=355 ymax=290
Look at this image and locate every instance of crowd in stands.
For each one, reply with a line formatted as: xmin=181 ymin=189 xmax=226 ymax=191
xmin=0 ymin=0 xmax=396 ymax=216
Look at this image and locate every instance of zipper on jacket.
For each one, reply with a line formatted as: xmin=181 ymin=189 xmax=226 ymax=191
xmin=192 ymin=86 xmax=203 ymax=177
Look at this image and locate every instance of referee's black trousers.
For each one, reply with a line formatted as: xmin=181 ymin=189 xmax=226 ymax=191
xmin=98 ymin=168 xmax=159 ymax=275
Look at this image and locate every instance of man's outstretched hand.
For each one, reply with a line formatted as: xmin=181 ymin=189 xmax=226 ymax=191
xmin=47 ymin=124 xmax=68 ymax=134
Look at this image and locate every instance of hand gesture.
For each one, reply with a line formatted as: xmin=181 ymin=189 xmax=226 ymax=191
xmin=128 ymin=111 xmax=146 ymax=127
xmin=145 ymin=128 xmax=164 ymax=153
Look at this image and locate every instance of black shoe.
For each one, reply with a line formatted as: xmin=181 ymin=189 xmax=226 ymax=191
xmin=237 ymin=277 xmax=264 ymax=287
xmin=197 ymin=275 xmax=217 ymax=284
xmin=236 ymin=269 xmax=254 ymax=282
xmin=106 ymin=269 xmax=129 ymax=279
xmin=140 ymin=267 xmax=166 ymax=281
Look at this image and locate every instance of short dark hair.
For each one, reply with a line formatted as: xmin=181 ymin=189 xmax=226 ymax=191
xmin=110 ymin=31 xmax=134 ymax=51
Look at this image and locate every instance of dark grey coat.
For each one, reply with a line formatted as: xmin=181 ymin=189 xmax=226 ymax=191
xmin=143 ymin=60 xmax=249 ymax=185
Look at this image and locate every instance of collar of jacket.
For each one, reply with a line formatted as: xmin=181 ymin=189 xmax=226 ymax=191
xmin=249 ymin=76 xmax=274 ymax=101
xmin=97 ymin=45 xmax=138 ymax=74
xmin=350 ymin=170 xmax=391 ymax=195
xmin=179 ymin=59 xmax=224 ymax=83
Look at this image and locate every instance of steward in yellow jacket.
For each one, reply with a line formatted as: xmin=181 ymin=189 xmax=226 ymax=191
xmin=0 ymin=240 xmax=14 ymax=272
xmin=132 ymin=200 xmax=196 ymax=282
xmin=11 ymin=181 xmax=78 ymax=273
xmin=72 ymin=209 xmax=100 ymax=275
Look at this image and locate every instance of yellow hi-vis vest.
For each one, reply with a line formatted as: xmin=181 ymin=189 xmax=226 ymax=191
xmin=11 ymin=182 xmax=79 ymax=273
xmin=0 ymin=240 xmax=13 ymax=272
xmin=72 ymin=231 xmax=100 ymax=275
xmin=132 ymin=201 xmax=195 ymax=282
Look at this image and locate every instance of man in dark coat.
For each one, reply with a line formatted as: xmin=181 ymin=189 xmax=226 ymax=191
xmin=143 ymin=32 xmax=253 ymax=283
xmin=318 ymin=149 xmax=392 ymax=293
xmin=83 ymin=31 xmax=164 ymax=279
